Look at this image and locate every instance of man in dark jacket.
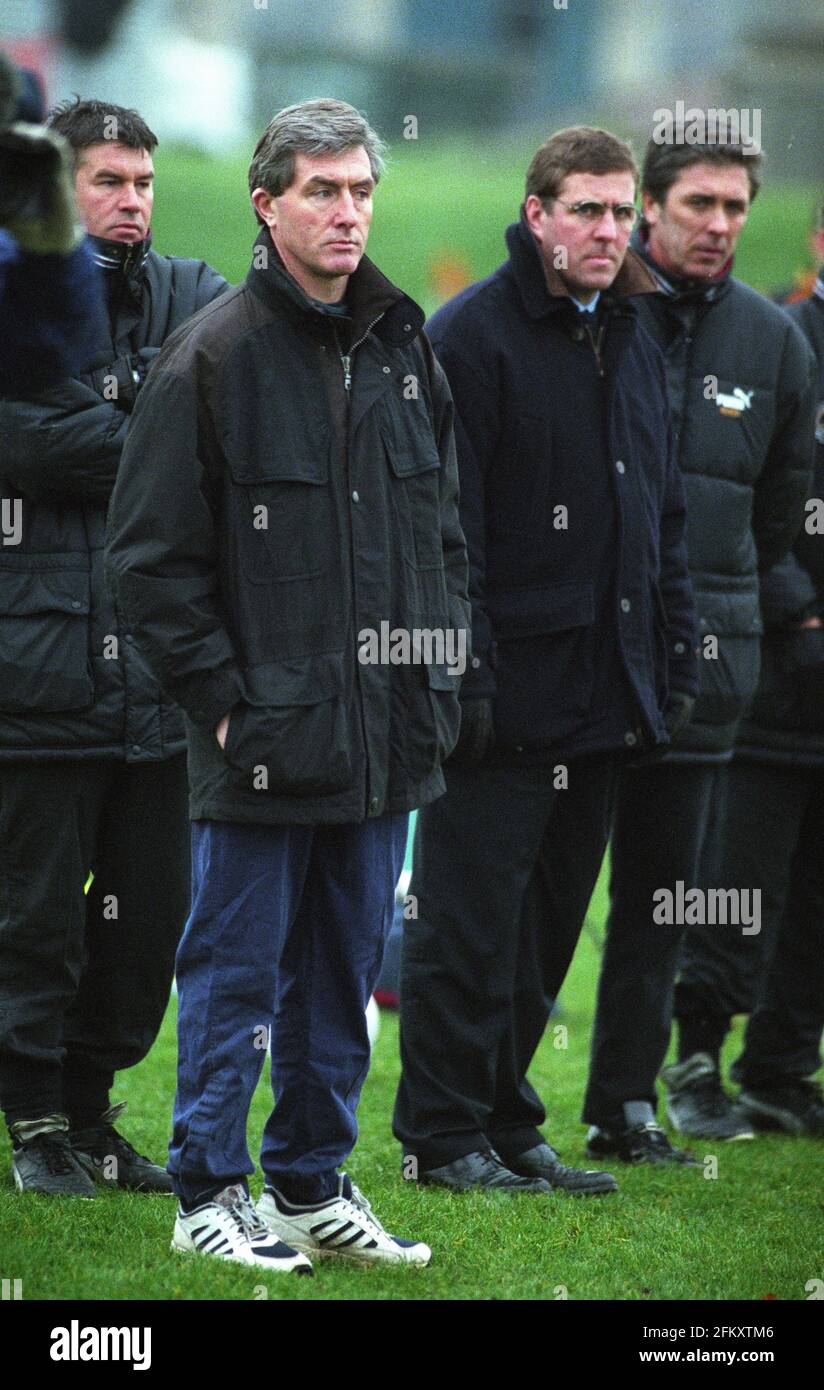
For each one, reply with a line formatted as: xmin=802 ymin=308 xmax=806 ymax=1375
xmin=663 ymin=257 xmax=824 ymax=1141
xmin=392 ymin=127 xmax=698 ymax=1194
xmin=583 ymin=138 xmax=816 ymax=1162
xmin=106 ymin=99 xmax=468 ymax=1270
xmin=0 ymin=98 xmax=227 ymax=1198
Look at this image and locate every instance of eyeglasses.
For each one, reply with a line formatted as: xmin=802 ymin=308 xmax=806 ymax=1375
xmin=552 ymin=199 xmax=639 ymax=228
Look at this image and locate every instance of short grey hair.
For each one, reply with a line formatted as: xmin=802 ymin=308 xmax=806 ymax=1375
xmin=248 ymin=98 xmax=387 ymax=218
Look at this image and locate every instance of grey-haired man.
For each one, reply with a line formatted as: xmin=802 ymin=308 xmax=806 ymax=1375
xmin=107 ymin=99 xmax=469 ymax=1271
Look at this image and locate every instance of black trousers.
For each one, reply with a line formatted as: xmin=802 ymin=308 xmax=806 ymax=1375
xmin=582 ymin=759 xmax=724 ymax=1129
xmin=393 ymin=754 xmax=617 ymax=1171
xmin=0 ymin=755 xmax=190 ymax=1126
xmin=675 ymin=759 xmax=824 ymax=1088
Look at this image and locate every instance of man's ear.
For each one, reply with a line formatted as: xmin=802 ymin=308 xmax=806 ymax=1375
xmin=251 ymin=187 xmax=277 ymax=228
xmin=813 ymin=226 xmax=824 ymax=267
xmin=641 ymin=189 xmax=659 ymax=227
xmin=523 ymin=194 xmax=546 ymax=239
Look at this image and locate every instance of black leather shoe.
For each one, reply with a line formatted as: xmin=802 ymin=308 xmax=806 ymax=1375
xmin=11 ymin=1116 xmax=96 ymax=1198
xmin=502 ymin=1141 xmax=618 ymax=1195
xmin=418 ymin=1149 xmax=552 ymax=1192
xmin=70 ymin=1102 xmax=174 ymax=1194
xmin=737 ymin=1080 xmax=824 ymax=1138
xmin=586 ymin=1122 xmax=700 ymax=1167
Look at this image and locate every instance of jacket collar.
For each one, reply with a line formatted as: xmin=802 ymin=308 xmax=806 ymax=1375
xmin=631 ymin=224 xmax=733 ymax=306
xmin=89 ymin=233 xmax=151 ymax=282
xmin=504 ymin=212 xmax=658 ymax=321
xmin=245 ymin=227 xmax=424 ymax=347
xmin=814 ymin=274 xmax=824 ymax=304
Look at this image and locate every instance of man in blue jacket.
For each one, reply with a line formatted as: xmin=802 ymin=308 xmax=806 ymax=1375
xmin=393 ymin=126 xmax=698 ymax=1193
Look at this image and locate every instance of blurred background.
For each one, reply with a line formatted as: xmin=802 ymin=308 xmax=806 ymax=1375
xmin=2 ymin=0 xmax=822 ymax=305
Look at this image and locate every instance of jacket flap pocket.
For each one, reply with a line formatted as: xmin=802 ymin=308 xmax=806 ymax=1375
xmin=242 ymin=650 xmax=345 ymax=707
xmin=0 ymin=568 xmax=91 ymax=616
xmin=427 ymin=662 xmax=463 ymax=691
xmin=489 ymin=581 xmax=594 ymax=639
xmin=226 ymin=448 xmax=329 ymax=486
xmin=382 ymin=422 xmax=441 ymax=478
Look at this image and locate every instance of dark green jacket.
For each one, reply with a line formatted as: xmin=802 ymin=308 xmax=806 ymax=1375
xmin=105 ymin=234 xmax=470 ymax=825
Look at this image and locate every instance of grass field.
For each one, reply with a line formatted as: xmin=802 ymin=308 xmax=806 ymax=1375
xmin=1 ymin=860 xmax=821 ymax=1303
xmin=0 ymin=149 xmax=821 ymax=1304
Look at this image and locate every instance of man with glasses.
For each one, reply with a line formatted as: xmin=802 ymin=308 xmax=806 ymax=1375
xmin=583 ymin=138 xmax=816 ymax=1162
xmin=394 ymin=127 xmax=697 ymax=1193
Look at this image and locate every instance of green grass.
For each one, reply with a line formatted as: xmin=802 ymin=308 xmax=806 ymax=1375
xmin=2 ymin=861 xmax=821 ymax=1302
xmin=150 ymin=140 xmax=819 ymax=313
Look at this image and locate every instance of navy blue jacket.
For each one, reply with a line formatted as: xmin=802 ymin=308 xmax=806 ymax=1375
xmin=427 ymin=216 xmax=698 ymax=760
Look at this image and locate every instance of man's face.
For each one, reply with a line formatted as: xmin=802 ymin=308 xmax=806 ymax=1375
xmin=251 ymin=147 xmax=374 ymax=300
xmin=74 ymin=142 xmax=154 ymax=242
xmin=525 ymin=170 xmax=637 ymax=303
xmin=643 ymin=162 xmax=751 ymax=279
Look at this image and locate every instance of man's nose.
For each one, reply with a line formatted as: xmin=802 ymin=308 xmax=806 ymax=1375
xmin=332 ymin=190 xmax=358 ymax=222
xmin=118 ymin=184 xmax=141 ymax=209
xmin=593 ymin=209 xmax=619 ymax=240
xmin=706 ymin=206 xmax=731 ymax=236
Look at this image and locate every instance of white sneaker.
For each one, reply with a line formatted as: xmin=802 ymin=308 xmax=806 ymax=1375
xmin=171 ymin=1182 xmax=312 ymax=1274
xmin=257 ymin=1175 xmax=431 ymax=1266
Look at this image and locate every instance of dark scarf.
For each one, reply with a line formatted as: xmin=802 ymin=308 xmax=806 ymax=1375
xmin=631 ymin=223 xmax=732 ymax=306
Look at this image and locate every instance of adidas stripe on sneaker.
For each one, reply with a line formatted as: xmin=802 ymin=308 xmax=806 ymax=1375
xmin=257 ymin=1174 xmax=431 ymax=1266
xmin=172 ymin=1182 xmax=312 ymax=1273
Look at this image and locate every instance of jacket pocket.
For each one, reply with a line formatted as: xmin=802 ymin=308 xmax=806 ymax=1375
xmin=382 ymin=421 xmax=444 ymax=571
xmin=488 ymin=581 xmax=596 ymax=743
xmin=488 ymin=580 xmax=595 ymax=639
xmin=0 ymin=567 xmax=94 ymax=713
xmin=225 ymin=443 xmax=334 ymax=585
xmin=694 ymin=592 xmax=763 ymax=726
xmin=223 ymin=650 xmax=353 ymax=795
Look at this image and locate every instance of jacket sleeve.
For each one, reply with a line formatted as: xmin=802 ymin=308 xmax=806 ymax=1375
xmin=426 ymin=322 xmax=499 ymax=699
xmin=657 ymin=378 xmax=700 ymax=699
xmin=0 ymin=376 xmax=129 ymax=503
xmin=105 ymin=364 xmax=245 ymax=730
xmin=420 ymin=334 xmax=471 ymax=662
xmin=752 ymin=318 xmax=816 ymax=571
xmin=0 ymin=258 xmax=229 ymax=505
xmin=192 ymin=260 xmax=230 ymax=308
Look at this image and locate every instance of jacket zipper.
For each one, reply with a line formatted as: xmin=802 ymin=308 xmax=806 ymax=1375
xmin=339 ymin=311 xmax=385 ymax=391
xmin=333 ymin=310 xmax=386 ymax=816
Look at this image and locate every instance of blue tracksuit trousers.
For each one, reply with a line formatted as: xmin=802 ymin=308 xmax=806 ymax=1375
xmin=168 ymin=814 xmax=407 ymax=1205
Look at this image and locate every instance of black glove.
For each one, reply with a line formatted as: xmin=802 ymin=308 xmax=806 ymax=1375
xmin=664 ymin=691 xmax=695 ymax=742
xmin=449 ymin=696 xmax=494 ymax=768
